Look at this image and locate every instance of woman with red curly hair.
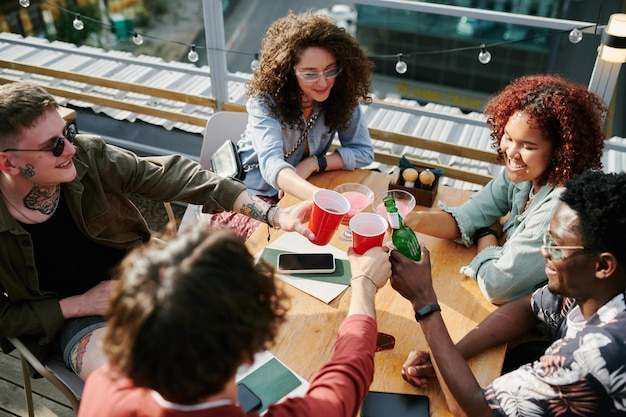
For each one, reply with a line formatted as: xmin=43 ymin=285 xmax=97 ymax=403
xmin=208 ymin=10 xmax=375 ymax=239
xmin=403 ymin=74 xmax=607 ymax=304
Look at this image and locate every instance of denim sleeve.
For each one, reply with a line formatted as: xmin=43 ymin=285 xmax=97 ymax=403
xmin=460 ymin=190 xmax=561 ymax=304
xmin=243 ymin=99 xmax=299 ymax=192
xmin=440 ymin=170 xmax=513 ymax=247
xmin=333 ymin=105 xmax=374 ymax=170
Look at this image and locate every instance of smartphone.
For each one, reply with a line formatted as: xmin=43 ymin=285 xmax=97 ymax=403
xmin=277 ymin=253 xmax=336 ymax=274
xmin=361 ymin=391 xmax=429 ymax=417
xmin=237 ymin=383 xmax=262 ymax=412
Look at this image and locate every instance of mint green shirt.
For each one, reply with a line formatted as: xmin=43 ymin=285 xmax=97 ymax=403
xmin=441 ymin=170 xmax=562 ymax=304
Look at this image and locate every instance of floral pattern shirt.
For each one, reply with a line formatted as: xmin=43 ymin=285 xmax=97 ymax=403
xmin=484 ymin=286 xmax=626 ymax=416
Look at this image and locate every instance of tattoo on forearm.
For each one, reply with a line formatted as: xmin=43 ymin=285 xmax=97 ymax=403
xmin=239 ymin=190 xmax=268 ymax=222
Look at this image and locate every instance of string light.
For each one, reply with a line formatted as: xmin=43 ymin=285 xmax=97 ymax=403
xmin=395 ymin=54 xmax=408 ymax=74
xmin=72 ymin=14 xmax=84 ymax=31
xmin=478 ymin=44 xmax=491 ymax=64
xmin=132 ymin=32 xmax=144 ymax=46
xmin=20 ymin=0 xmax=596 ymax=69
xmin=187 ymin=44 xmax=199 ymax=63
xmin=568 ymin=28 xmax=583 ymax=43
xmin=250 ymin=53 xmax=260 ymax=71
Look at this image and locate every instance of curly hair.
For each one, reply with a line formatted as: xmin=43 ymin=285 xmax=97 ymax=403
xmin=246 ymin=10 xmax=374 ymax=131
xmin=484 ymin=74 xmax=607 ymax=186
xmin=560 ymin=171 xmax=626 ymax=265
xmin=104 ymin=227 xmax=289 ymax=404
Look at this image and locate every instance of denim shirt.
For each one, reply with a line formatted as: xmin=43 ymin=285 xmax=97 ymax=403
xmin=440 ymin=170 xmax=563 ymax=304
xmin=0 ymin=135 xmax=246 ymax=361
xmin=237 ymin=96 xmax=374 ymax=197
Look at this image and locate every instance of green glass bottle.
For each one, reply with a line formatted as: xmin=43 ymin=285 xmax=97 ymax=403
xmin=383 ymin=195 xmax=421 ymax=261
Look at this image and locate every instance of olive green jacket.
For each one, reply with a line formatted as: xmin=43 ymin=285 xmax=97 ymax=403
xmin=0 ymin=135 xmax=246 ymax=361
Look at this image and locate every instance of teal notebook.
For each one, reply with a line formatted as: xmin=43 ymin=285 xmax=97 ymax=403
xmin=239 ymin=358 xmax=302 ymax=412
xmin=260 ymin=247 xmax=351 ymax=285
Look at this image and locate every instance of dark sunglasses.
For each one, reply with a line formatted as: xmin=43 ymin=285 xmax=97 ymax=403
xmin=375 ymin=332 xmax=396 ymax=352
xmin=3 ymin=124 xmax=77 ymax=157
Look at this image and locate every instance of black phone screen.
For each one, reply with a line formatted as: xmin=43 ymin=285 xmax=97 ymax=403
xmin=277 ymin=253 xmax=335 ymax=273
xmin=237 ymin=383 xmax=261 ymax=412
xmin=361 ymin=391 xmax=429 ymax=417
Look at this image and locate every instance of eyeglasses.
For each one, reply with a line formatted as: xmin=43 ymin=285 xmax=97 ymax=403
xmin=2 ymin=125 xmax=76 ymax=157
xmin=294 ymin=66 xmax=342 ymax=83
xmin=541 ymin=232 xmax=585 ymax=261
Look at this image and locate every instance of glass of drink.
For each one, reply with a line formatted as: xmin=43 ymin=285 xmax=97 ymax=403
xmin=333 ymin=183 xmax=374 ymax=241
xmin=372 ymin=190 xmax=416 ymax=226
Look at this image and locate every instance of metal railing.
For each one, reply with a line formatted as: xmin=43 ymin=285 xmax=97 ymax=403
xmin=2 ymin=0 xmax=621 ymax=188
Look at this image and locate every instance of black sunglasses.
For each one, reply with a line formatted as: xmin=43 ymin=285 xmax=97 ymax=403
xmin=3 ymin=124 xmax=77 ymax=157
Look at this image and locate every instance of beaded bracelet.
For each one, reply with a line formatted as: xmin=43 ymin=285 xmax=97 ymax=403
xmin=350 ymin=274 xmax=378 ymax=291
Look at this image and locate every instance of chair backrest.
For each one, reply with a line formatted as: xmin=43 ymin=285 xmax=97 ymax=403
xmin=200 ymin=111 xmax=249 ymax=170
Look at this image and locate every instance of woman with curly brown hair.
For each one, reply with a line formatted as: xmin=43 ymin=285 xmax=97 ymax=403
xmin=403 ymin=74 xmax=607 ymax=304
xmin=209 ymin=11 xmax=374 ymax=239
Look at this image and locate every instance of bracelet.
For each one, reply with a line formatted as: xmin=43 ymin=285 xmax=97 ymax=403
xmin=268 ymin=206 xmax=280 ymax=229
xmin=473 ymin=227 xmax=496 ymax=244
xmin=414 ymin=303 xmax=441 ymax=322
xmin=265 ymin=205 xmax=279 ymax=243
xmin=350 ymin=274 xmax=378 ymax=291
xmin=263 ymin=205 xmax=273 ymax=226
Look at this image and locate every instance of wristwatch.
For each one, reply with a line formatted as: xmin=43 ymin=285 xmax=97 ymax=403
xmin=316 ymin=155 xmax=327 ymax=173
xmin=414 ymin=303 xmax=441 ymax=322
xmin=473 ymin=227 xmax=496 ymax=244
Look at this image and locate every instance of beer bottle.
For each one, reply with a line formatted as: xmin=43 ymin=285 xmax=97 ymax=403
xmin=383 ymin=195 xmax=421 ymax=261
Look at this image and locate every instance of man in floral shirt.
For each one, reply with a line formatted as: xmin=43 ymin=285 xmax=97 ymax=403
xmin=390 ymin=170 xmax=626 ymax=416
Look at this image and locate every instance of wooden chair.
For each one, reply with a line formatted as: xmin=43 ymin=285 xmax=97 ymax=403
xmin=8 ymin=337 xmax=83 ymax=416
xmin=178 ymin=111 xmax=249 ymax=234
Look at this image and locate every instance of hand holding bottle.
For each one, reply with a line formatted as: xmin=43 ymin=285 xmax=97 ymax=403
xmin=384 ymin=195 xmax=421 ymax=261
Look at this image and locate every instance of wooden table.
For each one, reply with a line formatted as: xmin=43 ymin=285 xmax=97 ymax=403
xmin=246 ymin=169 xmax=506 ymax=416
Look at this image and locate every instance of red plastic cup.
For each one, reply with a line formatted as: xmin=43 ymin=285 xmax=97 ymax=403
xmin=350 ymin=213 xmax=388 ymax=255
xmin=308 ymin=189 xmax=350 ymax=246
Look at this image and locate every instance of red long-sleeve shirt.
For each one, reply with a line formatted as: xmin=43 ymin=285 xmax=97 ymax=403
xmin=78 ymin=315 xmax=377 ymax=417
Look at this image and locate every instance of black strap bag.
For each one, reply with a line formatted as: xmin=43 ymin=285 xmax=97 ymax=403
xmin=211 ymin=139 xmax=246 ymax=180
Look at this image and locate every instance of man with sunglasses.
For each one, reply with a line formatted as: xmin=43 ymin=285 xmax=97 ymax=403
xmin=390 ymin=170 xmax=626 ymax=416
xmin=0 ymin=81 xmax=315 ymax=382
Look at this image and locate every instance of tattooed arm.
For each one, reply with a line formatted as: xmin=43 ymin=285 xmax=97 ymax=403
xmin=232 ymin=189 xmax=315 ymax=240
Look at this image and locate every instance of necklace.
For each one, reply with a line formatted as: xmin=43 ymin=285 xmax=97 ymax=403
xmin=523 ymin=185 xmax=536 ymax=213
xmin=0 ymin=185 xmax=59 ymax=224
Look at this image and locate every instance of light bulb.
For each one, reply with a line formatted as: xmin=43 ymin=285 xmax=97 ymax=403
xmin=132 ymin=32 xmax=144 ymax=45
xmin=187 ymin=45 xmax=199 ymax=63
xmin=250 ymin=53 xmax=260 ymax=71
xmin=19 ymin=0 xmax=30 ymax=7
xmin=73 ymin=15 xmax=84 ymax=31
xmin=568 ymin=28 xmax=583 ymax=44
xmin=478 ymin=44 xmax=491 ymax=64
xmin=395 ymin=54 xmax=407 ymax=74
